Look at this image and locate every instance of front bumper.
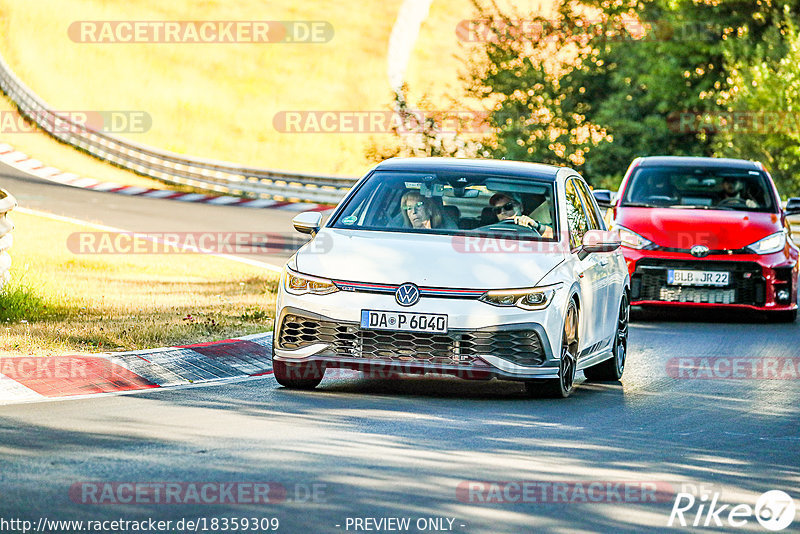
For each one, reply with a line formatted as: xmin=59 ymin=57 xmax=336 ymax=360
xmin=272 ymin=294 xmax=565 ymax=380
xmin=622 ymin=248 xmax=798 ymax=311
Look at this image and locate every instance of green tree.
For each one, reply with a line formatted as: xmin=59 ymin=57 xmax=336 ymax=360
xmin=467 ymin=0 xmax=800 ymax=191
xmin=365 ymin=87 xmax=481 ymax=162
xmin=712 ymin=20 xmax=800 ymax=196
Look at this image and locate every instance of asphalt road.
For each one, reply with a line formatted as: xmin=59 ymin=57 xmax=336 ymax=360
xmin=0 ymin=162 xmax=306 ymax=268
xmin=1 ymin=165 xmax=799 ymax=533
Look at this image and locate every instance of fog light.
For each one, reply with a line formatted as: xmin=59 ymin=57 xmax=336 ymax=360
xmin=777 ymin=289 xmax=791 ymax=303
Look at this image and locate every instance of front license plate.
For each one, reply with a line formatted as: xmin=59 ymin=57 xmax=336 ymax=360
xmin=667 ymin=269 xmax=730 ymax=287
xmin=361 ymin=310 xmax=448 ymax=334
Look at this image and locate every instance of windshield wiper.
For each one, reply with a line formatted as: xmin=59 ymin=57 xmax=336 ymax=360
xmin=620 ymin=202 xmax=655 ymax=208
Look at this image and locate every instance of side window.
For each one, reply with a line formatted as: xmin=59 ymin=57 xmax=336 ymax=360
xmin=565 ymin=179 xmax=590 ymax=249
xmin=574 ymin=178 xmax=605 ymax=230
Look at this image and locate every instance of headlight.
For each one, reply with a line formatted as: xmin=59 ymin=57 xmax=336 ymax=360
xmin=284 ymin=268 xmax=338 ymax=295
xmin=746 ymin=231 xmax=787 ymax=255
xmin=613 ymin=225 xmax=654 ymax=250
xmin=480 ymin=284 xmax=560 ymax=310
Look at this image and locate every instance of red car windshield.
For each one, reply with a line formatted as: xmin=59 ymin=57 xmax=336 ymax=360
xmin=621 ymin=166 xmax=777 ymax=212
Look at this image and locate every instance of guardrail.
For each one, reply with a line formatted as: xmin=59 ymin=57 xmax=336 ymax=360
xmin=0 ymin=189 xmax=16 ymax=287
xmin=0 ymin=52 xmax=355 ymax=204
xmin=789 ymin=214 xmax=800 ymax=245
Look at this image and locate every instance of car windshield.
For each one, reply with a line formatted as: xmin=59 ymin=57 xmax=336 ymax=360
xmin=621 ymin=166 xmax=777 ymax=212
xmin=330 ymin=171 xmax=558 ymax=240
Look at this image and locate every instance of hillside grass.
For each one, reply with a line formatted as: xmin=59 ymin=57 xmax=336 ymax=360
xmin=0 ymin=0 xmax=553 ymax=185
xmin=0 ymin=210 xmax=279 ymax=356
xmin=0 ymin=0 xmax=403 ymax=177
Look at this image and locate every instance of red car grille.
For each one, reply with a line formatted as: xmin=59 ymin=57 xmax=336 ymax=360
xmin=631 ymin=260 xmax=766 ymax=305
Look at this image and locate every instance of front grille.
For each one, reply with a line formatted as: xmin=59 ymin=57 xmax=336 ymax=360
xmin=461 ymin=330 xmax=544 ymax=366
xmin=631 ymin=260 xmax=765 ymax=305
xmin=651 ymin=246 xmax=749 ymax=255
xmin=278 ymin=314 xmax=545 ymax=367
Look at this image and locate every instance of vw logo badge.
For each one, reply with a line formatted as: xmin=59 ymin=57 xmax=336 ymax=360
xmin=395 ymin=283 xmax=420 ymax=307
xmin=690 ymin=245 xmax=710 ymax=258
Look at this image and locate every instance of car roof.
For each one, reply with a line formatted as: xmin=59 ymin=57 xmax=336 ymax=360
xmin=636 ymin=156 xmax=761 ymax=170
xmin=373 ymin=157 xmax=565 ymax=181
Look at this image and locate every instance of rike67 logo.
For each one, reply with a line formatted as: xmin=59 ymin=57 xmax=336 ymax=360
xmin=669 ymin=490 xmax=796 ymax=531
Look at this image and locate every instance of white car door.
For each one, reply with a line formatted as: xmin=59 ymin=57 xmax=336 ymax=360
xmin=574 ymin=178 xmax=618 ymax=344
xmin=564 ymin=178 xmax=606 ymax=352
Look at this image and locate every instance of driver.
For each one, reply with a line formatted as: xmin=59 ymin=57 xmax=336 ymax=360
xmin=489 ymin=193 xmax=553 ymax=237
xmin=719 ymin=176 xmax=757 ymax=208
xmin=401 ymin=191 xmax=445 ymax=229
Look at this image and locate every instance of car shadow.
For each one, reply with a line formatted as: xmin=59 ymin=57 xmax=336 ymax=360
xmin=631 ymin=305 xmax=797 ymax=325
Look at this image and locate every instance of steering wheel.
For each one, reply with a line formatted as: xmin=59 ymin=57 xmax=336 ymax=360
xmin=480 ymin=218 xmax=541 ymax=235
xmin=717 ymin=197 xmax=748 ymax=208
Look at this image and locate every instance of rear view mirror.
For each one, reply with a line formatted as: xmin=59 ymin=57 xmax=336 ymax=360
xmin=592 ymin=189 xmax=615 ymax=208
xmin=292 ymin=211 xmax=322 ymax=236
xmin=578 ymin=229 xmax=621 ymax=260
xmin=785 ymin=198 xmax=800 ymax=216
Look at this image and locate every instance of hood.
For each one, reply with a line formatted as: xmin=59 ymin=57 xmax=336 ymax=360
xmin=616 ymin=207 xmax=782 ymax=250
xmin=295 ymin=228 xmax=566 ymax=289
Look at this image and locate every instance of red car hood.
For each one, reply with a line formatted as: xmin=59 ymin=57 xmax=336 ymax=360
xmin=616 ymin=207 xmax=782 ymax=250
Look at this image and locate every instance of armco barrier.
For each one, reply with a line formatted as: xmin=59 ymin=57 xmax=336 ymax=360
xmin=0 ymin=52 xmax=355 ymax=204
xmin=789 ymin=214 xmax=800 ymax=245
xmin=0 ymin=189 xmax=16 ymax=286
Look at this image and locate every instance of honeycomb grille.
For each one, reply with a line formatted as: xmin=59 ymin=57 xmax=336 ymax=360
xmin=278 ymin=314 xmax=545 ymax=367
xmin=460 ymin=330 xmax=544 ymax=366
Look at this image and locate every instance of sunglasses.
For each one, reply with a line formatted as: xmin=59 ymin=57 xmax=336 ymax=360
xmin=403 ymin=201 xmax=426 ymax=212
xmin=492 ymin=201 xmax=517 ymax=214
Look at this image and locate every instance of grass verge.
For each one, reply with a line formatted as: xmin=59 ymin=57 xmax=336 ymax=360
xmin=0 ymin=210 xmax=280 ymax=356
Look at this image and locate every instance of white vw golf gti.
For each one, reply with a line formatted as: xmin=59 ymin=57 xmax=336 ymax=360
xmin=272 ymin=158 xmax=630 ymax=397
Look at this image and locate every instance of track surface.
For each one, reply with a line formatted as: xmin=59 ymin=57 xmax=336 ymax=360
xmin=0 ymin=162 xmax=303 ymax=267
xmin=1 ymin=164 xmax=799 ymax=533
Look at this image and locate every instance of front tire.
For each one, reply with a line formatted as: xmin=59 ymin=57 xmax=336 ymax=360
xmin=584 ymin=294 xmax=629 ymax=381
xmin=273 ymin=360 xmax=325 ymax=389
xmin=525 ymin=299 xmax=579 ymax=398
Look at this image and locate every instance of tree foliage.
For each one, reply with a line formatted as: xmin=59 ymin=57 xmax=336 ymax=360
xmin=466 ymin=0 xmax=800 ymax=194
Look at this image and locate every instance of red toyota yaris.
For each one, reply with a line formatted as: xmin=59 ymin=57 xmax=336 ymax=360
xmin=597 ymin=156 xmax=800 ymax=322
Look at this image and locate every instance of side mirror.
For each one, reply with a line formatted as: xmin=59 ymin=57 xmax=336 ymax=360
xmin=592 ymin=189 xmax=615 ymax=209
xmin=578 ymin=229 xmax=621 ymax=260
xmin=785 ymin=198 xmax=800 ymax=216
xmin=292 ymin=211 xmax=322 ymax=236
